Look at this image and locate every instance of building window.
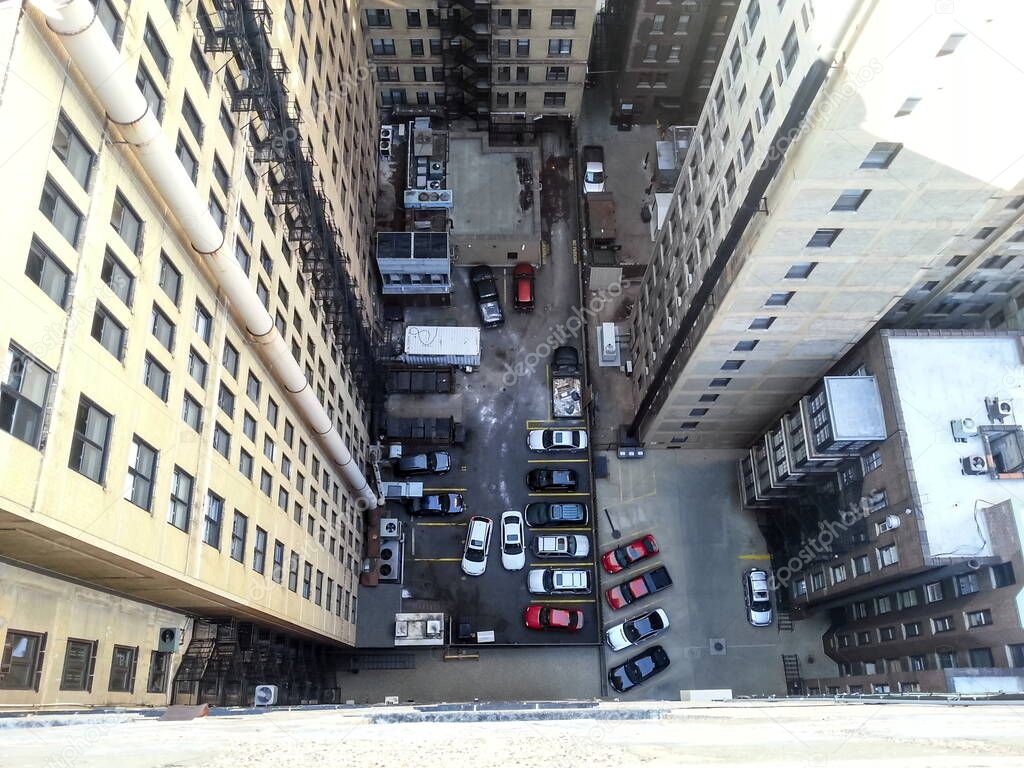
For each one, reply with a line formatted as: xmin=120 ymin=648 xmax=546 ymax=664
xmin=39 ymin=177 xmax=83 ymax=246
xmin=1008 ymin=644 xmax=1024 ymax=668
xmin=370 ymin=38 xmax=396 ymax=56
xmin=765 ymin=292 xmax=794 ymax=307
xmin=315 ymin=570 xmax=324 ymax=605
xmin=217 ymin=383 xmax=235 ymax=417
xmin=966 ymin=609 xmax=992 ymax=628
xmin=831 ymin=563 xmax=847 ymax=584
xmin=861 ymin=142 xmax=902 ymax=169
xmin=937 ymin=651 xmax=959 ymax=669
xmin=230 ymin=511 xmax=248 ymax=562
xmin=95 ymin=0 xmax=123 ymax=44
xmin=238 ymin=448 xmax=253 ymax=479
xmin=143 ymin=20 xmax=170 ymax=78
xmin=925 ymin=581 xmax=944 ymax=603
xmin=896 ymin=588 xmax=918 ymax=609
xmin=956 ymin=572 xmax=980 ymax=596
xmin=212 ymin=423 xmax=230 ymax=458
xmin=785 ymin=262 xmax=816 ymax=279
xmin=0 ymin=630 xmax=46 ymax=690
xmin=52 ymin=113 xmax=94 ymax=188
xmin=709 ymin=377 xmax=731 ymax=388
xmin=59 ymin=638 xmax=97 ymax=691
xmin=194 ymin=302 xmax=213 ymax=344
xmin=24 ymin=238 xmax=70 ymax=308
xmin=288 ymin=551 xmax=299 ymax=591
xmin=546 ymin=65 xmax=568 ymax=81
xmin=749 ymin=317 xmax=775 ymax=330
xmin=406 ymin=8 xmax=421 ymax=27
xmin=110 ymin=192 xmax=143 ymax=255
xmin=302 ymin=562 xmax=312 ymax=599
xmin=903 ymin=621 xmax=921 ymax=638
xmin=124 ymin=435 xmax=157 ymax=510
xmin=547 ymin=38 xmax=571 ymax=56
xmin=181 ymin=95 xmax=204 ymax=143
xmin=968 ymin=647 xmax=994 ymax=668
xmin=202 ymin=491 xmax=224 ymax=548
xmin=100 ymin=250 xmax=135 ymax=308
xmin=810 ymin=571 xmax=826 ymax=591
xmin=853 ymin=554 xmax=870 ymax=576
xmin=550 ymin=9 xmax=575 ymax=28
xmin=832 ymin=189 xmax=870 ymax=212
xmin=543 ymin=92 xmax=567 ymax=107
xmin=1 ymin=346 xmax=52 ymax=448
xmin=807 ymin=228 xmax=842 ymax=247
xmin=168 ymin=466 xmax=193 ymax=531
xmin=252 ymin=526 xmax=267 ymax=573
xmin=136 ymin=64 xmax=164 ymax=119
xmin=878 ymin=626 xmax=896 ymax=642
xmin=142 ymin=354 xmax=169 ymax=403
xmin=108 ymin=645 xmax=138 ymax=692
xmin=364 ymin=8 xmax=391 ymax=27
xmin=69 ymin=397 xmax=112 ymax=483
xmin=272 ymin=541 xmax=284 ymax=582
xmin=91 ymin=304 xmax=126 ymax=360
xmin=147 ymin=651 xmax=170 ymax=693
xmin=932 ymin=615 xmax=954 ymax=633
xmin=863 ymin=449 xmax=882 ymax=473
xmin=876 ymin=543 xmax=899 ymax=568
xmin=758 ymin=78 xmax=775 ymax=121
xmin=992 ymin=562 xmax=1016 ymax=588
xmin=721 ymin=359 xmax=744 ymax=371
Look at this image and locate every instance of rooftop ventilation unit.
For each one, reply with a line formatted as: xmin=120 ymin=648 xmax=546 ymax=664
xmin=380 ymin=126 xmax=393 ymax=141
xmin=380 ymin=518 xmax=402 ymax=539
xmin=950 ymin=417 xmax=979 ymax=442
xmin=254 ymin=685 xmax=279 ymax=706
xmin=961 ymin=455 xmax=988 ymax=475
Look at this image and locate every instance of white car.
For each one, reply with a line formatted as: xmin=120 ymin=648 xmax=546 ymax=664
xmin=461 ymin=516 xmax=493 ymax=577
xmin=500 ymin=510 xmax=526 ymax=571
xmin=743 ymin=568 xmax=774 ymax=627
xmin=532 ymin=533 xmax=590 ymax=559
xmin=582 ymin=145 xmax=605 ymax=194
xmin=527 ymin=429 xmax=588 ymax=452
xmin=605 ymin=608 xmax=670 ymax=652
xmin=528 ymin=568 xmax=591 ymax=595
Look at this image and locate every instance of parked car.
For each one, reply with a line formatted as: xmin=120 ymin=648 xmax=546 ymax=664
xmin=394 ymin=451 xmax=451 ymax=477
xmin=524 ymin=605 xmax=584 ymax=632
xmin=743 ymin=568 xmax=774 ymax=627
xmin=601 ymin=534 xmax=659 ymax=574
xmin=526 ymin=468 xmax=578 ymax=492
xmin=406 ymin=493 xmax=465 ymax=516
xmin=582 ymin=145 xmax=605 ymax=194
xmin=605 ymin=566 xmax=673 ymax=610
xmin=513 ymin=262 xmax=535 ymax=311
xmin=527 ymin=568 xmax=591 ymax=595
xmin=608 ymin=645 xmax=670 ymax=693
xmin=532 ymin=533 xmax=590 ymax=559
xmin=500 ymin=510 xmax=526 ymax=571
xmin=470 ymin=265 xmax=504 ymax=328
xmin=605 ymin=608 xmax=670 ymax=652
xmin=524 ymin=502 xmax=589 ymax=527
xmin=527 ymin=429 xmax=588 ymax=453
xmin=461 ymin=516 xmax=493 ymax=577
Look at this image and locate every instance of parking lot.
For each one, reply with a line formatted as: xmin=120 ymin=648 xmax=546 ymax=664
xmin=374 ymin=141 xmax=602 ymax=647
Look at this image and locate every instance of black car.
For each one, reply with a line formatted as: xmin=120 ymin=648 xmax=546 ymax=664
xmin=470 ymin=265 xmax=504 ymax=328
xmin=394 ymin=451 xmax=451 ymax=477
xmin=524 ymin=502 xmax=588 ymax=526
xmin=406 ymin=493 xmax=465 ymax=516
xmin=526 ymin=468 xmax=578 ymax=492
xmin=608 ymin=645 xmax=671 ymax=693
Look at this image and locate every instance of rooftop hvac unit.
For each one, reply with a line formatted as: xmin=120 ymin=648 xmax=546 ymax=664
xmin=883 ymin=514 xmax=902 ymax=530
xmin=428 ymin=180 xmax=442 ymax=190
xmin=986 ymin=396 xmax=1013 ymax=423
xmin=961 ymin=455 xmax=988 ymax=475
xmin=254 ymin=685 xmax=279 ymax=706
xmin=157 ymin=627 xmax=182 ymax=653
xmin=950 ymin=417 xmax=979 ymax=442
xmin=380 ymin=518 xmax=402 ymax=539
xmin=380 ymin=126 xmax=393 ymax=141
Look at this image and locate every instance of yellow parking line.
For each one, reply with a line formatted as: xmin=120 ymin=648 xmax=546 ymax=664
xmin=530 ymin=562 xmax=594 ymax=568
xmin=527 ymin=419 xmax=584 ymax=426
xmin=528 ymin=492 xmax=590 ymax=497
xmin=527 ymin=458 xmax=590 ymax=463
xmin=739 ymin=554 xmax=771 ymax=560
xmin=411 ymin=557 xmax=462 ymax=563
xmin=416 ymin=522 xmax=467 ymax=526
xmin=423 ymin=488 xmax=468 ymax=492
xmin=528 ymin=527 xmax=591 ymax=532
xmin=530 ymin=598 xmax=595 ymax=604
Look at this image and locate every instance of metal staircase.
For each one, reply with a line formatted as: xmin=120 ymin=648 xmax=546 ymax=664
xmin=777 ymin=611 xmax=794 ymax=631
xmin=781 ymin=654 xmax=804 ymax=694
xmin=440 ymin=0 xmax=492 ymax=129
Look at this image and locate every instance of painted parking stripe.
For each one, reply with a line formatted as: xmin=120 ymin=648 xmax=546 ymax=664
xmin=530 ymin=598 xmax=596 ymax=604
xmin=527 ymin=527 xmax=591 ymax=533
xmin=415 ymin=522 xmax=467 ymax=526
xmin=411 ymin=557 xmax=461 ymax=563
xmin=738 ymin=554 xmax=771 ymax=560
xmin=423 ymin=487 xmax=468 ymax=492
xmin=530 ymin=562 xmax=594 ymax=568
xmin=526 ymin=458 xmax=590 ymax=463
xmin=526 ymin=420 xmax=585 ymax=426
xmin=528 ymin=492 xmax=590 ymax=497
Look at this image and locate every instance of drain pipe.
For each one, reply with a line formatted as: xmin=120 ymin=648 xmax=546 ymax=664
xmin=40 ymin=0 xmax=378 ymax=507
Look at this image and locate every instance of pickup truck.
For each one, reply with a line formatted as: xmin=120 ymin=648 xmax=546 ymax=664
xmin=582 ymin=145 xmax=605 ymax=193
xmin=605 ymin=566 xmax=673 ymax=610
xmin=551 ymin=345 xmax=583 ymax=419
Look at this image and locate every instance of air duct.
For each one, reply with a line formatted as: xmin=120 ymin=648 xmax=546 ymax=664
xmin=40 ymin=0 xmax=378 ymax=507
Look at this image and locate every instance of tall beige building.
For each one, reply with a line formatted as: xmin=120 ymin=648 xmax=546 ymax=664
xmin=362 ymin=0 xmax=594 ymax=138
xmin=0 ymin=0 xmax=382 ymax=706
xmin=627 ymin=0 xmax=1024 ymax=448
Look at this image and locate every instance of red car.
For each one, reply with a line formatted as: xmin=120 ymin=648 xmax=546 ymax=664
xmin=601 ymin=534 xmax=659 ymax=574
xmin=513 ymin=262 xmax=535 ymax=311
xmin=605 ymin=566 xmax=673 ymax=610
xmin=524 ymin=605 xmax=584 ymax=631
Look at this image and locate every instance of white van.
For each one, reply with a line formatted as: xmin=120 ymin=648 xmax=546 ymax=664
xmin=462 ymin=516 xmax=493 ymax=576
xmin=532 ymin=534 xmax=590 ymax=559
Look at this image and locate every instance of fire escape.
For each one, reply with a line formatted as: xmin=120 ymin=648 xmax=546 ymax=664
xmin=172 ymin=618 xmax=339 ymax=706
xmin=196 ymin=0 xmax=383 ymax=411
xmin=440 ymin=0 xmax=492 ymax=130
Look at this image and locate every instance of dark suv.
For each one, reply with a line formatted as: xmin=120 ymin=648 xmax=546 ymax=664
xmin=526 ymin=468 xmax=578 ymax=492
xmin=525 ymin=502 xmax=588 ymax=526
xmin=470 ymin=265 xmax=504 ymax=328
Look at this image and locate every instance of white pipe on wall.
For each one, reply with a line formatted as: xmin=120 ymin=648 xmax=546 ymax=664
xmin=43 ymin=0 xmax=378 ymax=507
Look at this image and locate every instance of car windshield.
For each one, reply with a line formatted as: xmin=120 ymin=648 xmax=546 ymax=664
xmin=586 ymin=170 xmax=605 ymax=183
xmin=623 ymin=623 xmax=641 ymax=642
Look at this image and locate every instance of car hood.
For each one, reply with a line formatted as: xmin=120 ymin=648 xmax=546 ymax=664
xmin=608 ymin=664 xmax=636 ymax=692
xmin=605 ymin=623 xmax=631 ymax=651
xmin=462 ymin=558 xmax=486 ymax=577
xmin=527 ymin=570 xmax=547 ymax=592
xmin=750 ymin=608 xmax=773 ymax=626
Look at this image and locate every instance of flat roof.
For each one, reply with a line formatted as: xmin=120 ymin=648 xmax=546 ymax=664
xmin=887 ymin=335 xmax=1024 ymax=559
xmin=447 ymin=136 xmax=536 ymax=237
xmin=823 ymin=376 xmax=886 ymax=441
